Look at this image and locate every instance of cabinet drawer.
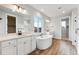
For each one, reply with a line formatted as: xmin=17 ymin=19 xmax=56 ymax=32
xmin=1 ymin=39 xmax=16 ymax=48
xmin=18 ymin=37 xmax=32 ymax=43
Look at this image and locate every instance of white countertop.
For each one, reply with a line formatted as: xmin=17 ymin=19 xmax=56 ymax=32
xmin=0 ymin=33 xmax=33 ymax=42
xmin=0 ymin=33 xmax=41 ymax=42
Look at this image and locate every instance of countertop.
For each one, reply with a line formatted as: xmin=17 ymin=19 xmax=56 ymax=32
xmin=0 ymin=33 xmax=33 ymax=42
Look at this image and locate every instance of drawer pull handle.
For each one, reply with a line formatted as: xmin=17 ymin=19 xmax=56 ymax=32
xmin=14 ymin=46 xmax=16 ymax=47
xmin=24 ymin=42 xmax=26 ymax=44
xmin=9 ymin=42 xmax=11 ymax=44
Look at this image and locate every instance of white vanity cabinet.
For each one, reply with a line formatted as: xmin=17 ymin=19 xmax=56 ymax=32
xmin=31 ymin=36 xmax=36 ymax=51
xmin=17 ymin=36 xmax=32 ymax=55
xmin=0 ymin=39 xmax=17 ymax=55
xmin=0 ymin=34 xmax=37 ymax=55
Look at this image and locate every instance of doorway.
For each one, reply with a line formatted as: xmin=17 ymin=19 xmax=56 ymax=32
xmin=61 ymin=17 xmax=69 ymax=40
xmin=7 ymin=15 xmax=16 ymax=33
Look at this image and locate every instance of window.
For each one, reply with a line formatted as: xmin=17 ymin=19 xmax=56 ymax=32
xmin=62 ymin=21 xmax=66 ymax=27
xmin=34 ymin=16 xmax=43 ymax=32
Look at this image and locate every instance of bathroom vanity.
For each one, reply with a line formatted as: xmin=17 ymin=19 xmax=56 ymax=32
xmin=0 ymin=33 xmax=37 ymax=55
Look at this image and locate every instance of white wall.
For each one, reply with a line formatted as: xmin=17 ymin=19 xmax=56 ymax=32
xmin=0 ymin=10 xmax=6 ymax=36
xmin=50 ymin=17 xmax=61 ymax=39
xmin=0 ymin=10 xmax=33 ymax=36
xmin=0 ymin=5 xmax=50 ymax=36
xmin=16 ymin=15 xmax=33 ymax=33
xmin=55 ymin=17 xmax=61 ymax=39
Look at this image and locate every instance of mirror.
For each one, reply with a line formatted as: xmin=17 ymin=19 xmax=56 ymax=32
xmin=7 ymin=15 xmax=16 ymax=33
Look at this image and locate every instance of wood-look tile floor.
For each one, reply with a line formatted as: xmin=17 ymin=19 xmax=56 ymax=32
xmin=30 ymin=39 xmax=77 ymax=55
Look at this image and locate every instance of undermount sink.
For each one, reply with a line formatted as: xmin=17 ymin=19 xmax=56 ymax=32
xmin=36 ymin=35 xmax=53 ymax=50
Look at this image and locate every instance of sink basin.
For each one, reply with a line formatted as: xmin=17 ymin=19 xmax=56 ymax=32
xmin=36 ymin=35 xmax=53 ymax=50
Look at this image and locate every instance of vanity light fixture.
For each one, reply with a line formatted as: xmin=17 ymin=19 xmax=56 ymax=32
xmin=12 ymin=5 xmax=17 ymax=12
xmin=18 ymin=7 xmax=22 ymax=12
xmin=22 ymin=9 xmax=27 ymax=14
xmin=12 ymin=4 xmax=27 ymax=14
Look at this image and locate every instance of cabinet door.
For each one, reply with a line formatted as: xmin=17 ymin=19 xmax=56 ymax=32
xmin=17 ymin=38 xmax=25 ymax=55
xmin=1 ymin=40 xmax=17 ymax=55
xmin=2 ymin=46 xmax=16 ymax=55
xmin=31 ymin=36 xmax=36 ymax=51
xmin=18 ymin=37 xmax=32 ymax=55
xmin=24 ymin=37 xmax=32 ymax=55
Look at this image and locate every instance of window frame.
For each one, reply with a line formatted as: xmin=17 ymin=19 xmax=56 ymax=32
xmin=33 ymin=16 xmax=43 ymax=33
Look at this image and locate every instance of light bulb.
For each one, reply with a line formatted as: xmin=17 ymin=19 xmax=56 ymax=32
xmin=22 ymin=10 xmax=27 ymax=14
xmin=62 ymin=11 xmax=65 ymax=13
xmin=19 ymin=7 xmax=22 ymax=12
xmin=12 ymin=5 xmax=17 ymax=12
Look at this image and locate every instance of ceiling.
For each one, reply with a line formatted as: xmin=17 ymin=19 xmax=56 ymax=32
xmin=30 ymin=4 xmax=78 ymax=17
xmin=0 ymin=4 xmax=79 ymax=18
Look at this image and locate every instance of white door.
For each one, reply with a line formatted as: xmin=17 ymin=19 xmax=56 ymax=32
xmin=76 ymin=17 xmax=79 ymax=54
xmin=71 ymin=10 xmax=77 ymax=46
xmin=71 ymin=15 xmax=77 ymax=46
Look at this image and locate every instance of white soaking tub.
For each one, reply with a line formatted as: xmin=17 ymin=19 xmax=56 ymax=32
xmin=36 ymin=35 xmax=53 ymax=50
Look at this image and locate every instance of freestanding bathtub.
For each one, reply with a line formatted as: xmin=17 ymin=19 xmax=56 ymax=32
xmin=36 ymin=35 xmax=53 ymax=50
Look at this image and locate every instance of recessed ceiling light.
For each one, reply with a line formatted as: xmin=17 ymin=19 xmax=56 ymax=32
xmin=62 ymin=11 xmax=65 ymax=13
